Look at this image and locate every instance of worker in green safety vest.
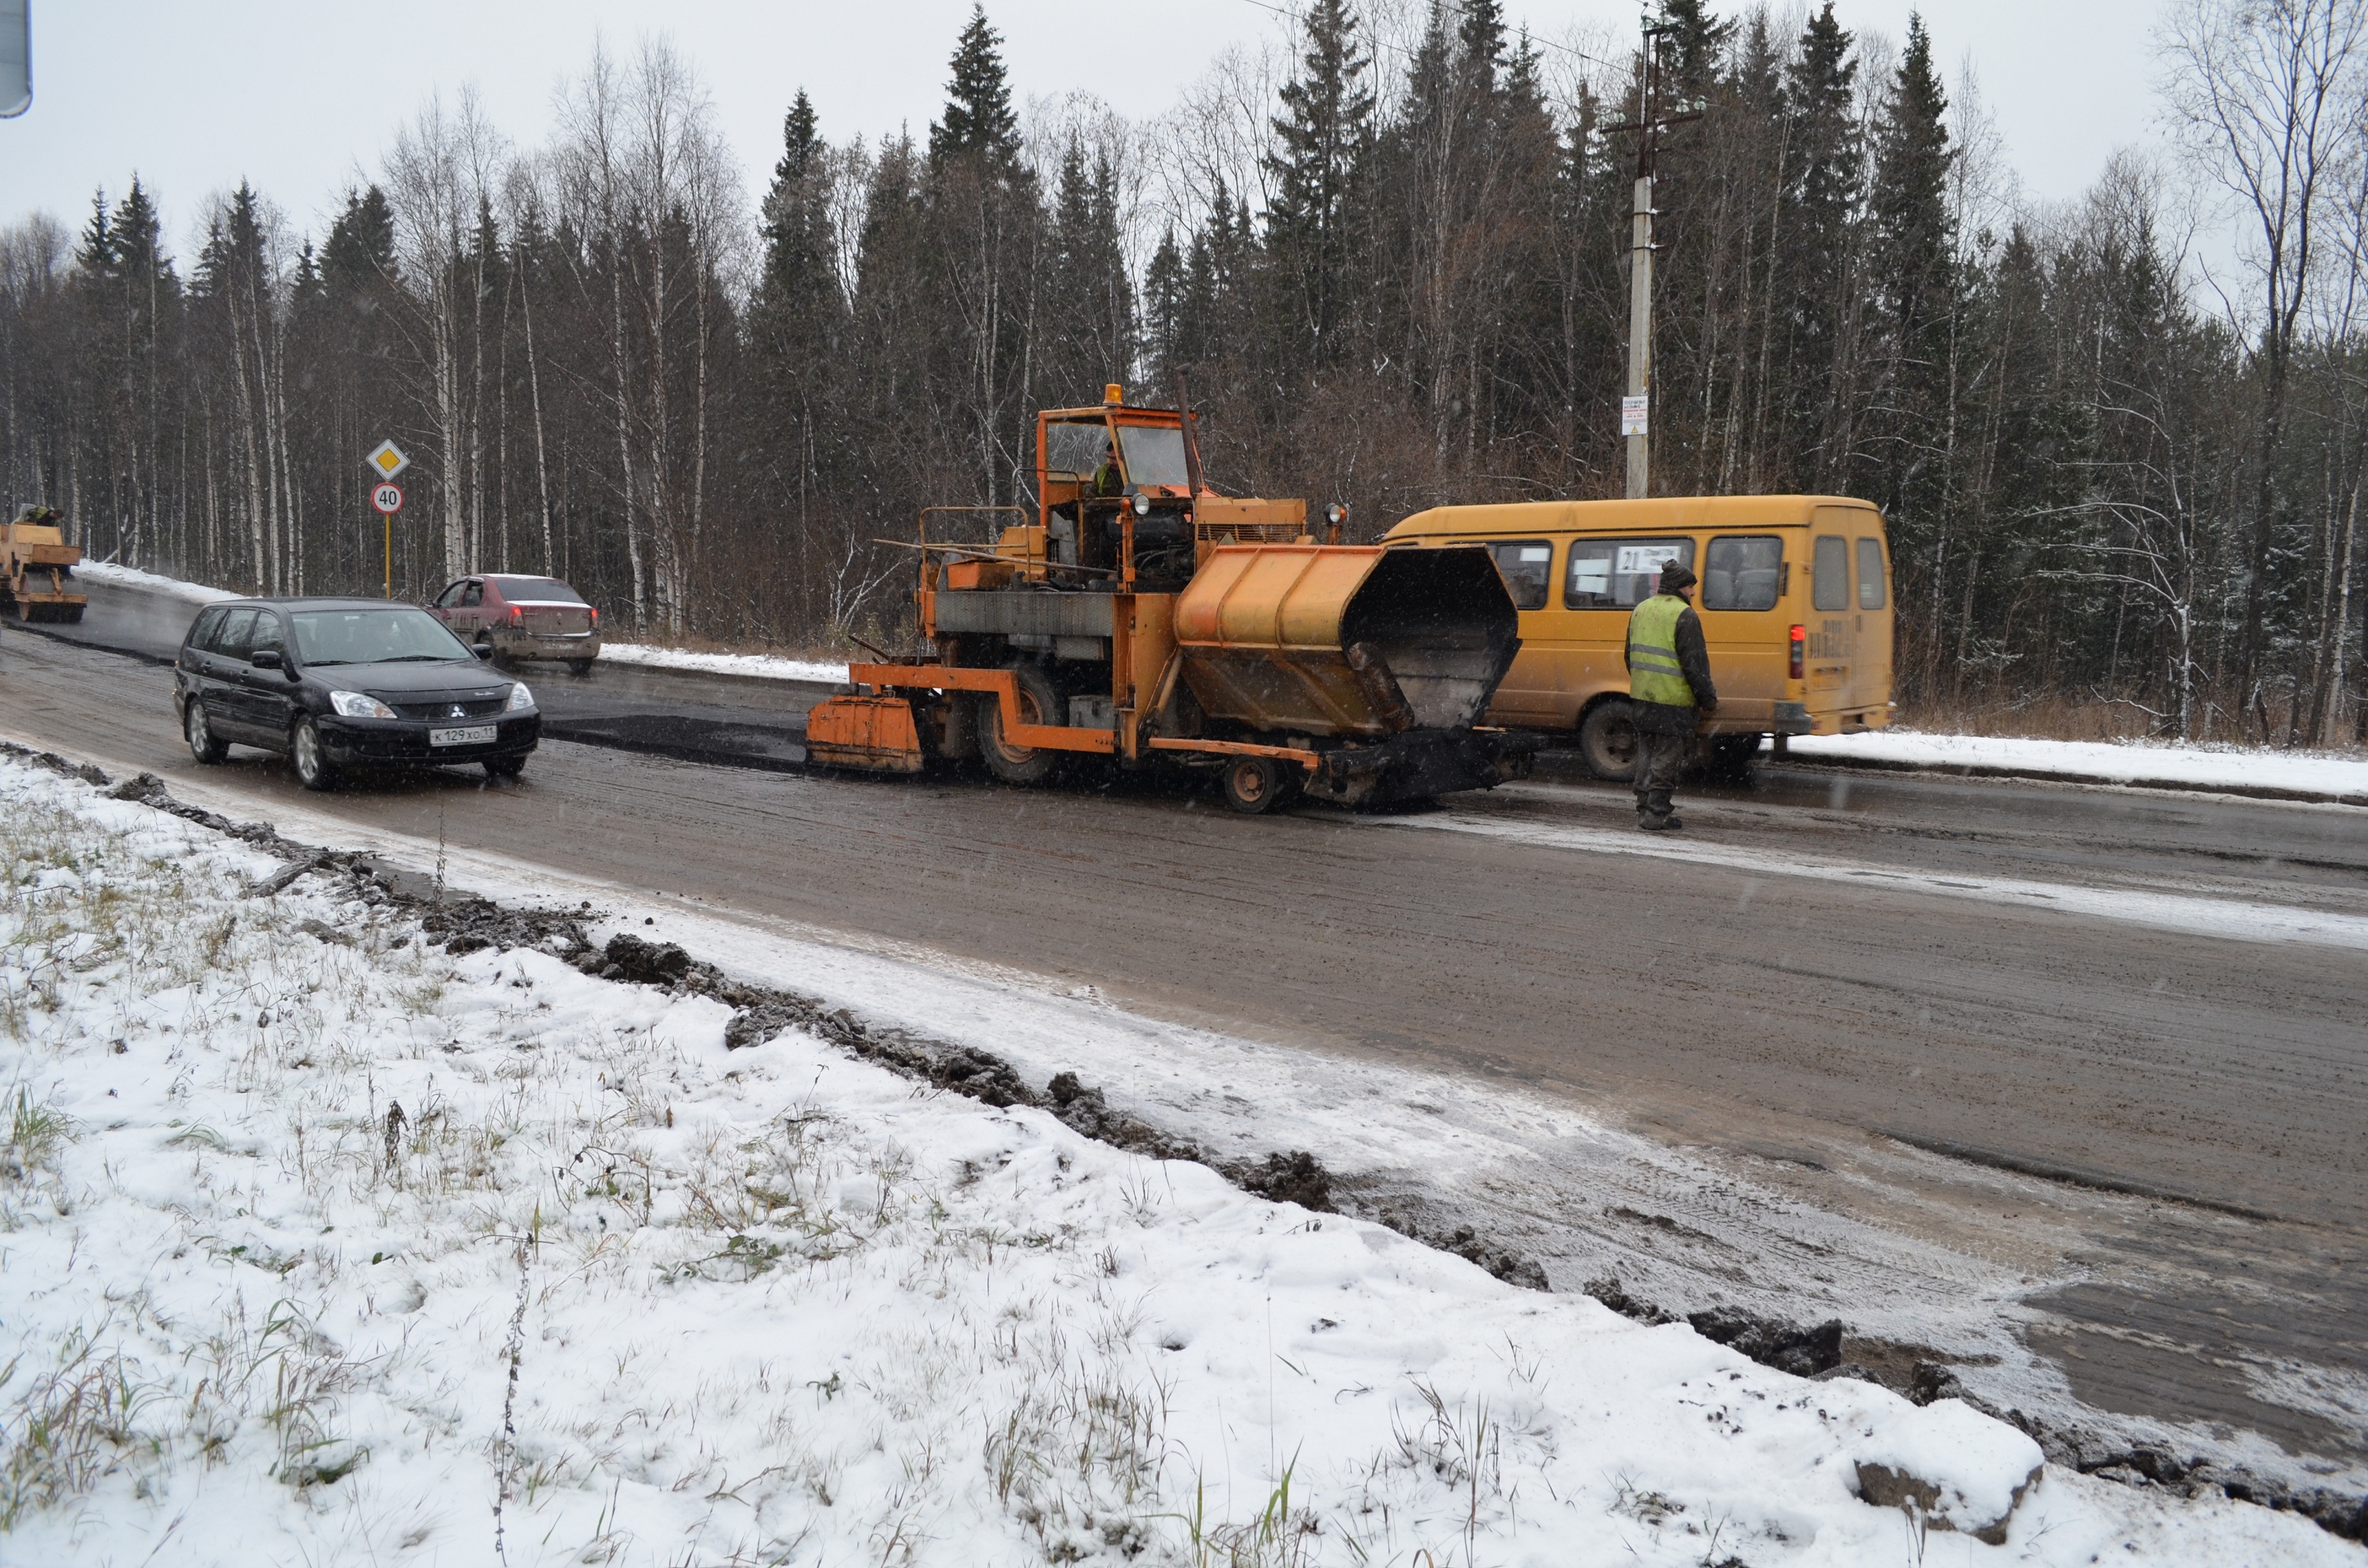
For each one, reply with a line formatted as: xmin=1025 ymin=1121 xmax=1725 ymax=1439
xmin=1623 ymin=561 xmax=1719 ymax=831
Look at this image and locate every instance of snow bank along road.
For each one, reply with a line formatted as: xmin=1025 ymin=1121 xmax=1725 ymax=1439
xmin=7 ymin=578 xmax=2368 ymax=1517
xmin=16 ymin=756 xmax=2350 ymax=1566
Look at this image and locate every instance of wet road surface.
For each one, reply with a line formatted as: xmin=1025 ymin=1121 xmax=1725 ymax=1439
xmin=6 ymin=578 xmax=2366 ymax=1485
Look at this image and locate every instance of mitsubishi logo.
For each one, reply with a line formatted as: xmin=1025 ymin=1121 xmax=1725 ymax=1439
xmin=448 ymin=704 xmax=467 ymax=719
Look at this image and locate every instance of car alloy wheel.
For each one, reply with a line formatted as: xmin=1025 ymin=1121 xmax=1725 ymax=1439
xmin=185 ymin=700 xmax=228 ymax=765
xmin=291 ymin=718 xmax=336 ymax=791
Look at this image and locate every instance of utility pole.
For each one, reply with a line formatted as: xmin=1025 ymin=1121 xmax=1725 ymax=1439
xmin=1606 ymin=15 xmax=1703 ymax=500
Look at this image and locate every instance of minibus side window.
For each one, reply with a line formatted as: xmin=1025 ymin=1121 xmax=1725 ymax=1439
xmin=1564 ymin=537 xmax=1695 ymax=608
xmin=1702 ymin=536 xmax=1782 ymax=611
xmin=1484 ymin=541 xmax=1553 ymax=609
xmin=1812 ymin=535 xmax=1850 ymax=612
xmin=1857 ymin=537 xmax=1887 ymax=609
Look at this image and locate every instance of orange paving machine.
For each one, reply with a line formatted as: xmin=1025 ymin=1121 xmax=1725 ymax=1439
xmin=805 ymin=385 xmax=1538 ymax=811
xmin=2 ymin=507 xmax=87 ymax=623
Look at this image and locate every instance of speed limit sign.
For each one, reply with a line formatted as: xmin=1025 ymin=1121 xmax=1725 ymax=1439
xmin=371 ymin=483 xmax=403 ymax=515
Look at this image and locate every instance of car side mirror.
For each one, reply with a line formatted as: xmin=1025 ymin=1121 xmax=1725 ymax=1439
xmin=474 ymin=645 xmax=493 ymax=661
xmin=250 ymin=649 xmax=283 ymax=670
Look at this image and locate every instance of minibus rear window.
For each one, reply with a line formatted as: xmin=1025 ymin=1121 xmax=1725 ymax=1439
xmin=1485 ymin=541 xmax=1553 ymax=609
xmin=1703 ymin=536 xmax=1782 ymax=612
xmin=1812 ymin=536 xmax=1850 ymax=611
xmin=1564 ymin=537 xmax=1695 ymax=608
xmin=1857 ymin=537 xmax=1887 ymax=609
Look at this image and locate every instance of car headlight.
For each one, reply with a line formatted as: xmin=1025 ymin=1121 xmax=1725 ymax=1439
xmin=328 ymin=690 xmax=395 ymax=720
xmin=507 ymin=681 xmax=534 ymax=712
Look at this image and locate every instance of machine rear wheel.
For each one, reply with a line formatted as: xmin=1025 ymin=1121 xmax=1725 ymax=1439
xmin=1576 ymin=698 xmax=1639 ymax=780
xmin=980 ymin=666 xmax=1062 ymax=786
xmin=1220 ymin=755 xmax=1289 ymax=814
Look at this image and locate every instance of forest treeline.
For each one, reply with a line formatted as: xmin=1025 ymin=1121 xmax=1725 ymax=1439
xmin=3 ymin=0 xmax=2365 ymax=743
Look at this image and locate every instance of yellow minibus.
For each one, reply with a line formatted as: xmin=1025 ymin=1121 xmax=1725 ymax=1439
xmin=1381 ymin=496 xmax=1894 ymax=777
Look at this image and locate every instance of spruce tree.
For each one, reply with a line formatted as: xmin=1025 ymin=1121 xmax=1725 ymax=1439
xmin=1046 ymin=140 xmax=1133 ymax=387
xmin=322 ymin=187 xmax=397 ymax=295
xmin=1866 ymin=13 xmax=1957 ymax=533
xmin=1777 ymin=2 xmax=1860 ymax=483
xmin=928 ymin=6 xmax=1022 ymax=178
xmin=1144 ymin=228 xmax=1186 ymax=385
xmin=1662 ymin=0 xmax=1735 ymax=93
xmin=1264 ymin=0 xmax=1374 ymax=365
xmin=755 ymin=91 xmax=841 ymax=331
xmin=1456 ymin=0 xmax=1507 ymax=89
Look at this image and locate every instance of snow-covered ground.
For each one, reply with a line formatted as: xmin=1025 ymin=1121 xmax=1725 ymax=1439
xmin=600 ymin=643 xmax=852 ymax=685
xmin=73 ymin=558 xmax=241 ymax=607
xmin=1791 ymin=728 xmax=2368 ymax=801
xmin=2 ymin=757 xmax=2344 ymax=1565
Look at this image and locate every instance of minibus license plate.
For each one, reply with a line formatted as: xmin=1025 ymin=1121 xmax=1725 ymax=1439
xmin=430 ymin=724 xmax=498 ymax=747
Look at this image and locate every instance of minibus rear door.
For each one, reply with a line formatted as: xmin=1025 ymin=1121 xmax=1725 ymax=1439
xmin=1807 ymin=522 xmax=1857 ymax=717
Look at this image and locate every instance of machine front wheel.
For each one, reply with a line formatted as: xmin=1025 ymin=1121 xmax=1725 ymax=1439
xmin=980 ymin=666 xmax=1063 ymax=786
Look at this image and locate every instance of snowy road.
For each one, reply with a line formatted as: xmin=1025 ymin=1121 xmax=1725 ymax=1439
xmin=5 ymin=580 xmax=2367 ymax=1506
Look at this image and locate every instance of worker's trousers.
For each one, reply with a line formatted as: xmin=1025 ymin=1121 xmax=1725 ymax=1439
xmin=1632 ymin=724 xmax=1690 ymax=821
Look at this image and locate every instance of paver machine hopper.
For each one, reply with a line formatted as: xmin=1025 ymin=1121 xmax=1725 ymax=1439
xmin=1 ymin=507 xmax=87 ymax=623
xmin=806 ymin=385 xmax=1538 ymax=810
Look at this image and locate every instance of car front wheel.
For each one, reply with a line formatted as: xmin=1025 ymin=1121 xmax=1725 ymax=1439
xmin=185 ymin=699 xmax=228 ymax=765
xmin=290 ymin=718 xmax=338 ymax=791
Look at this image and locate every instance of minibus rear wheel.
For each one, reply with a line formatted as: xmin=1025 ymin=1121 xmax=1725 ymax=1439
xmin=1577 ymin=699 xmax=1639 ymax=780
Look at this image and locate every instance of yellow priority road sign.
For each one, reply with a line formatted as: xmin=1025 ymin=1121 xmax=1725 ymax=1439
xmin=366 ymin=440 xmax=410 ymax=480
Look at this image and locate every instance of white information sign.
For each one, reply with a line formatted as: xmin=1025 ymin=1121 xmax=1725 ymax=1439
xmin=1620 ymin=395 xmax=1649 ymax=436
xmin=1617 ymin=542 xmax=1686 ymax=575
xmin=366 ymin=440 xmax=410 ymax=480
xmin=370 ymin=483 xmax=404 ymax=515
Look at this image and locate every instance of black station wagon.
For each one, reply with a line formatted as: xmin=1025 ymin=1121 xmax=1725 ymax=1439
xmin=174 ymin=597 xmax=540 ymax=789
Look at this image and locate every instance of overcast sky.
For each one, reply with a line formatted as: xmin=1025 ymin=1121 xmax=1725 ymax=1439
xmin=1 ymin=1 xmax=2168 ymax=256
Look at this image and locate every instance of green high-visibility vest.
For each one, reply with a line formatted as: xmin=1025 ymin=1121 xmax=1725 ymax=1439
xmin=1627 ymin=593 xmax=1695 ymax=708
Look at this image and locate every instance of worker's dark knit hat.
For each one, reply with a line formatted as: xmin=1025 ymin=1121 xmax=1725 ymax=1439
xmin=1659 ymin=562 xmax=1698 ymax=590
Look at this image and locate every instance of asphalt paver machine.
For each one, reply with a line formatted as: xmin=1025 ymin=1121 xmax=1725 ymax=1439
xmin=806 ymin=386 xmax=1538 ymax=811
xmin=1 ymin=507 xmax=87 ymax=623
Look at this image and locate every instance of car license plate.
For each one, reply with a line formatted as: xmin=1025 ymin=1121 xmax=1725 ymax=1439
xmin=429 ymin=724 xmax=498 ymax=747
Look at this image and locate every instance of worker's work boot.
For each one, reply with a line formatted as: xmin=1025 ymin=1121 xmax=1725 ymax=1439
xmin=1638 ymin=813 xmax=1683 ymax=832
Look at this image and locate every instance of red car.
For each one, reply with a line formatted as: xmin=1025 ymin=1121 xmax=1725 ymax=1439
xmin=429 ymin=574 xmax=601 ymax=674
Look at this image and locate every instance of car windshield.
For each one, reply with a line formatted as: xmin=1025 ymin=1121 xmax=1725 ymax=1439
xmin=1115 ymin=424 xmax=1191 ymax=488
xmin=491 ymin=577 xmax=585 ymax=604
xmin=291 ymin=607 xmax=475 ymax=667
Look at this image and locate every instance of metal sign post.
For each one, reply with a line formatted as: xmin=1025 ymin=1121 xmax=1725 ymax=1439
xmin=365 ymin=441 xmax=409 ymax=599
xmin=372 ymin=484 xmax=404 ymax=596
